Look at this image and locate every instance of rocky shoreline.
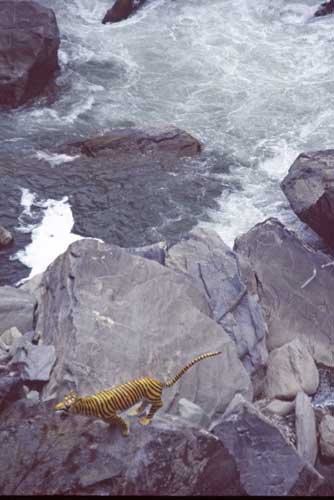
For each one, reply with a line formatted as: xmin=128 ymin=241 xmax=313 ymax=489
xmin=1 ymin=0 xmax=334 ymax=496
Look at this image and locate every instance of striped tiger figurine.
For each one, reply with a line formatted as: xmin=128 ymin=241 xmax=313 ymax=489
xmin=54 ymin=351 xmax=222 ymax=436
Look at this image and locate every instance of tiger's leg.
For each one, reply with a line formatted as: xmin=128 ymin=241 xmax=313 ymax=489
xmin=139 ymin=399 xmax=163 ymax=426
xmin=128 ymin=400 xmax=148 ymax=417
xmin=104 ymin=414 xmax=130 ymax=437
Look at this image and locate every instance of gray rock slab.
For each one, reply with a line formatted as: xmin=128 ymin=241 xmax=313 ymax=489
xmin=0 ymin=399 xmax=244 ymax=495
xmin=0 ymin=286 xmax=36 ymax=336
xmin=10 ymin=338 xmax=56 ymax=382
xmin=234 ymin=218 xmax=334 ymax=366
xmin=211 ymin=394 xmax=324 ymax=496
xmin=33 ymin=238 xmax=252 ymax=419
xmin=166 ymin=227 xmax=268 ymax=374
xmin=264 ymin=337 xmax=319 ymax=399
xmin=295 ymin=391 xmax=318 ymax=466
xmin=177 ymin=397 xmax=210 ymax=428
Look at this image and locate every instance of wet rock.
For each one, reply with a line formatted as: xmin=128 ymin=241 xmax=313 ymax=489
xmin=314 ymin=0 xmax=334 ymax=17
xmin=102 ymin=0 xmax=146 ymax=24
xmin=177 ymin=398 xmax=210 ymax=428
xmin=33 ymin=238 xmax=252 ymax=418
xmin=0 ymin=0 xmax=60 ymax=108
xmin=0 ymin=399 xmax=244 ymax=495
xmin=319 ymin=415 xmax=334 ymax=458
xmin=62 ymin=126 xmax=201 ymax=164
xmin=211 ymin=394 xmax=324 ymax=496
xmin=264 ymin=338 xmax=319 ymax=400
xmin=166 ymin=227 xmax=268 ymax=374
xmin=281 ymin=150 xmax=334 ymax=245
xmin=234 ymin=218 xmax=334 ymax=367
xmin=0 ymin=286 xmax=36 ymax=336
xmin=0 ymin=225 xmax=13 ymax=247
xmin=10 ymin=338 xmax=56 ymax=382
xmin=295 ymin=391 xmax=318 ymax=466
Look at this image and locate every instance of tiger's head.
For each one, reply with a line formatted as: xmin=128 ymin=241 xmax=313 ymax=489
xmin=54 ymin=391 xmax=79 ymax=415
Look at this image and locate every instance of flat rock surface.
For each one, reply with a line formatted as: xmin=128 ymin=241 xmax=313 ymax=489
xmin=234 ymin=218 xmax=334 ymax=366
xmin=0 ymin=286 xmax=36 ymax=336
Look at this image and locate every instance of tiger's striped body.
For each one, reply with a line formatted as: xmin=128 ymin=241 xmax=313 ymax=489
xmin=55 ymin=351 xmax=221 ymax=436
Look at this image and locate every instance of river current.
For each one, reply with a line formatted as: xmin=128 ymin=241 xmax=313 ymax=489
xmin=1 ymin=0 xmax=334 ymax=284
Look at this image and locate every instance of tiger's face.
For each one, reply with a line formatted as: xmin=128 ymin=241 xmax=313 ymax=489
xmin=54 ymin=391 xmax=78 ymax=415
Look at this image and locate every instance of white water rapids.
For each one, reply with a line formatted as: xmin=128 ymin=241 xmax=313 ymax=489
xmin=5 ymin=0 xmax=334 ymax=276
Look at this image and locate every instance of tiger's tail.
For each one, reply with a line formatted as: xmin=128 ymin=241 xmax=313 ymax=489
xmin=163 ymin=351 xmax=222 ymax=388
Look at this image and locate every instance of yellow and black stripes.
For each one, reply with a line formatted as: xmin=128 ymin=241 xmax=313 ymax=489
xmin=163 ymin=351 xmax=222 ymax=388
xmin=55 ymin=350 xmax=222 ymax=436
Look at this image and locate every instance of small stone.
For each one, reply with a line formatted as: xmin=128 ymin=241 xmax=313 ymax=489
xmin=319 ymin=414 xmax=334 ymax=458
xmin=264 ymin=399 xmax=295 ymax=417
xmin=0 ymin=225 xmax=13 ymax=246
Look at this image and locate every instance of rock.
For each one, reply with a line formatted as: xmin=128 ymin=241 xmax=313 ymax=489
xmin=166 ymin=227 xmax=268 ymax=374
xmin=263 ymin=399 xmax=295 ymax=417
xmin=10 ymin=338 xmax=56 ymax=382
xmin=319 ymin=414 xmax=334 ymax=458
xmin=0 ymin=0 xmax=60 ymax=108
xmin=0 ymin=225 xmax=13 ymax=246
xmin=0 ymin=371 xmax=23 ymax=412
xmin=234 ymin=218 xmax=334 ymax=367
xmin=314 ymin=0 xmax=334 ymax=17
xmin=0 ymin=286 xmax=36 ymax=336
xmin=295 ymin=391 xmax=318 ymax=466
xmin=264 ymin=338 xmax=319 ymax=400
xmin=127 ymin=241 xmax=167 ymax=265
xmin=0 ymin=326 xmax=22 ymax=361
xmin=0 ymin=399 xmax=244 ymax=495
xmin=211 ymin=394 xmax=324 ymax=496
xmin=62 ymin=126 xmax=201 ymax=164
xmin=102 ymin=0 xmax=146 ymax=24
xmin=281 ymin=150 xmax=334 ymax=245
xmin=26 ymin=390 xmax=39 ymax=402
xmin=33 ymin=238 xmax=253 ymax=417
xmin=177 ymin=398 xmax=210 ymax=428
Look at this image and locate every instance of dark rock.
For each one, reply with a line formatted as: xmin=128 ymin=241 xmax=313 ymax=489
xmin=0 ymin=225 xmax=13 ymax=247
xmin=234 ymin=218 xmax=334 ymax=367
xmin=102 ymin=0 xmax=146 ymax=24
xmin=0 ymin=286 xmax=36 ymax=336
xmin=281 ymin=150 xmax=334 ymax=245
xmin=0 ymin=0 xmax=60 ymax=108
xmin=211 ymin=394 xmax=324 ymax=496
xmin=0 ymin=399 xmax=244 ymax=495
xmin=9 ymin=338 xmax=56 ymax=382
xmin=295 ymin=391 xmax=318 ymax=466
xmin=314 ymin=0 xmax=334 ymax=17
xmin=166 ymin=227 xmax=268 ymax=374
xmin=33 ymin=238 xmax=252 ymax=417
xmin=0 ymin=371 xmax=24 ymax=412
xmin=62 ymin=126 xmax=201 ymax=164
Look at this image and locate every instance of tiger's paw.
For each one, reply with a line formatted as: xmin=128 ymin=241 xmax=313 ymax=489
xmin=139 ymin=417 xmax=151 ymax=426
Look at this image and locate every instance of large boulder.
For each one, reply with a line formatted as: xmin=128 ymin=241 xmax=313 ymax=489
xmin=102 ymin=0 xmax=146 ymax=24
xmin=314 ymin=0 xmax=334 ymax=17
xmin=264 ymin=338 xmax=319 ymax=400
xmin=211 ymin=394 xmax=324 ymax=496
xmin=295 ymin=391 xmax=318 ymax=466
xmin=33 ymin=238 xmax=252 ymax=419
xmin=234 ymin=218 xmax=334 ymax=367
xmin=281 ymin=150 xmax=334 ymax=245
xmin=0 ymin=0 xmax=60 ymax=108
xmin=166 ymin=227 xmax=268 ymax=374
xmin=61 ymin=126 xmax=201 ymax=164
xmin=0 ymin=398 xmax=244 ymax=495
xmin=0 ymin=286 xmax=36 ymax=336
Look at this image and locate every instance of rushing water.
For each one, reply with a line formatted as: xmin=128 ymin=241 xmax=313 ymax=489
xmin=2 ymin=0 xmax=334 ymax=283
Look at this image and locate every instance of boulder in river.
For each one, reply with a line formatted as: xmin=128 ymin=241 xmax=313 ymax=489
xmin=0 ymin=225 xmax=13 ymax=247
xmin=0 ymin=0 xmax=60 ymax=108
xmin=102 ymin=0 xmax=146 ymax=24
xmin=234 ymin=218 xmax=334 ymax=367
xmin=281 ymin=150 xmax=334 ymax=245
xmin=314 ymin=0 xmax=334 ymax=17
